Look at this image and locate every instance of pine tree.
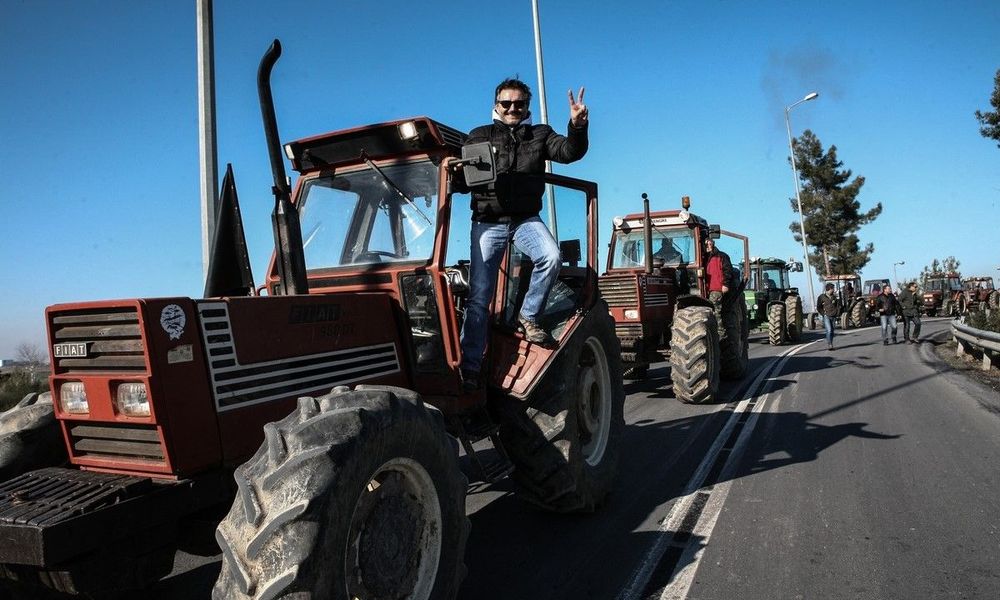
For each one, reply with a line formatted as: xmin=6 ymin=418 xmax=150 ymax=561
xmin=975 ymin=68 xmax=1000 ymax=149
xmin=788 ymin=130 xmax=882 ymax=277
xmin=919 ymin=256 xmax=962 ymax=285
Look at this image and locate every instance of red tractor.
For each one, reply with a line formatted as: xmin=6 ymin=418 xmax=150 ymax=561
xmin=0 ymin=41 xmax=625 ymax=598
xmin=597 ymin=194 xmax=750 ymax=403
xmin=962 ymin=276 xmax=999 ymax=312
xmin=922 ymin=272 xmax=964 ymax=316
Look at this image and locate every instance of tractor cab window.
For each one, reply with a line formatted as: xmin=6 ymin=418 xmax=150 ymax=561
xmin=947 ymin=277 xmax=962 ymax=291
xmin=611 ymin=229 xmax=694 ymax=269
xmin=297 ymin=159 xmax=438 ymax=270
xmin=756 ymin=266 xmax=786 ymax=290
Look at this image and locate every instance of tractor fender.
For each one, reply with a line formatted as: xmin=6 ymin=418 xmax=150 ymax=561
xmin=676 ymin=294 xmax=714 ymax=311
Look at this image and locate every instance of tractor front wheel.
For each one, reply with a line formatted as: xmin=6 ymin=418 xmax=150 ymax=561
xmin=785 ymin=295 xmax=803 ymax=342
xmin=213 ymin=386 xmax=469 ymax=600
xmin=670 ymin=306 xmax=721 ymax=403
xmin=768 ymin=303 xmax=786 ymax=346
xmin=989 ymin=290 xmax=1000 ymax=310
xmin=941 ymin=299 xmax=953 ymax=317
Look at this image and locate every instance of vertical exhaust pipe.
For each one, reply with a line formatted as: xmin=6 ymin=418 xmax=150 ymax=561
xmin=258 ymin=39 xmax=308 ymax=295
xmin=642 ymin=192 xmax=653 ymax=274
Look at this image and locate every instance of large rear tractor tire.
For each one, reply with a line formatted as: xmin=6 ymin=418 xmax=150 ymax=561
xmin=840 ymin=311 xmax=850 ymax=331
xmin=957 ymin=295 xmax=967 ymax=315
xmin=670 ymin=306 xmax=720 ymax=404
xmin=0 ymin=392 xmax=66 ymax=481
xmin=785 ymin=295 xmax=803 ymax=342
xmin=719 ymin=295 xmax=748 ymax=380
xmin=214 ymin=386 xmax=469 ymax=600
xmin=989 ymin=290 xmax=1000 ymax=310
xmin=768 ymin=303 xmax=786 ymax=346
xmin=494 ymin=301 xmax=625 ymax=513
xmin=850 ymin=299 xmax=867 ymax=328
xmin=941 ymin=299 xmax=953 ymax=317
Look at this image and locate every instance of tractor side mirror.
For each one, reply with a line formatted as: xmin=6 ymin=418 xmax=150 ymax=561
xmin=459 ymin=142 xmax=496 ymax=187
xmin=787 ymin=261 xmax=804 ymax=272
xmin=708 ymin=224 xmax=721 ymax=239
xmin=560 ymin=239 xmax=581 ymax=267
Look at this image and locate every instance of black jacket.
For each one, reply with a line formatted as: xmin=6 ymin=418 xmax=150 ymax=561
xmin=817 ymin=292 xmax=840 ymax=317
xmin=466 ymin=120 xmax=588 ymax=223
xmin=875 ymin=292 xmax=899 ymax=315
xmin=898 ymin=288 xmax=921 ymax=317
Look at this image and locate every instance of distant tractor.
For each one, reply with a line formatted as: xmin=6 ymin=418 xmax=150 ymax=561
xmin=821 ymin=273 xmax=866 ymax=329
xmin=962 ymin=276 xmax=999 ymax=312
xmin=922 ymin=272 xmax=964 ymax=316
xmin=598 ymin=195 xmax=750 ymax=404
xmin=744 ymin=257 xmax=804 ymax=345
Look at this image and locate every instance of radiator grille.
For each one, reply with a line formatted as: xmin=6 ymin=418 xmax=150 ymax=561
xmin=50 ymin=308 xmax=145 ymax=372
xmin=598 ymin=277 xmax=638 ymax=308
xmin=68 ymin=423 xmax=164 ymax=465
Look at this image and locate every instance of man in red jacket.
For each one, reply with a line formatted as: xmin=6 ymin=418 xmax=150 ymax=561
xmin=704 ymin=237 xmax=734 ymax=332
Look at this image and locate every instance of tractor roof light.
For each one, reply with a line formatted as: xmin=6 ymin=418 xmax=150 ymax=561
xmin=681 ymin=195 xmax=691 ymax=209
xmin=398 ymin=121 xmax=420 ymax=142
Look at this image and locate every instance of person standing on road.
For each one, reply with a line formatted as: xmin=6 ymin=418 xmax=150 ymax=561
xmin=703 ymin=237 xmax=734 ymax=335
xmin=875 ymin=284 xmax=900 ymax=345
xmin=817 ymin=282 xmax=840 ymax=350
xmin=454 ymin=78 xmax=589 ymax=391
xmin=898 ymin=281 xmax=922 ymax=344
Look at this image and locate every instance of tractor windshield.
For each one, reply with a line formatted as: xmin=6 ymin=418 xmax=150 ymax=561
xmin=752 ymin=265 xmax=787 ymax=291
xmin=611 ymin=228 xmax=694 ymax=268
xmin=296 ymin=159 xmax=438 ymax=270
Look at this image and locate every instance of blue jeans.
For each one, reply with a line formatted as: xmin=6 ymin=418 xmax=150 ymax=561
xmin=460 ymin=216 xmax=560 ymax=373
xmin=822 ymin=315 xmax=835 ymax=345
xmin=880 ymin=314 xmax=897 ymax=341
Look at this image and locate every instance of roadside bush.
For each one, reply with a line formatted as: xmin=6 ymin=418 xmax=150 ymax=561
xmin=0 ymin=371 xmax=50 ymax=412
xmin=967 ymin=309 xmax=1000 ymax=334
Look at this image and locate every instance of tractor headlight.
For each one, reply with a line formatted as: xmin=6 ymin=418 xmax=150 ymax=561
xmin=115 ymin=382 xmax=150 ymax=417
xmin=624 ymin=309 xmax=639 ymax=319
xmin=59 ymin=382 xmax=89 ymax=414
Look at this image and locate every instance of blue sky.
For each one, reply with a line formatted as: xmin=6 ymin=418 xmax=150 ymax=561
xmin=1 ymin=0 xmax=998 ymax=358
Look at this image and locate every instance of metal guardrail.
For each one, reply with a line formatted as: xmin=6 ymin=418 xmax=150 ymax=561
xmin=952 ymin=317 xmax=1000 ymax=370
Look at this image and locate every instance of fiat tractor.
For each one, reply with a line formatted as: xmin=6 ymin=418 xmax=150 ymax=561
xmin=744 ymin=257 xmax=805 ymax=345
xmin=962 ymin=276 xmax=999 ymax=313
xmin=820 ymin=273 xmax=866 ymax=329
xmin=598 ymin=194 xmax=749 ymax=404
xmin=0 ymin=40 xmax=625 ymax=599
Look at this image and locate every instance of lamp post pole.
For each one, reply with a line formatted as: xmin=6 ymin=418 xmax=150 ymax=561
xmin=785 ymin=91 xmax=819 ymax=312
xmin=893 ymin=261 xmax=905 ymax=289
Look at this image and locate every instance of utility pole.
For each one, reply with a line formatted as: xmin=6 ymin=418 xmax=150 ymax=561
xmin=197 ymin=0 xmax=219 ymax=284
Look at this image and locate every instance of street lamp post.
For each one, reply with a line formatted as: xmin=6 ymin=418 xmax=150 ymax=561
xmin=893 ymin=261 xmax=905 ymax=289
xmin=785 ymin=91 xmax=819 ymax=312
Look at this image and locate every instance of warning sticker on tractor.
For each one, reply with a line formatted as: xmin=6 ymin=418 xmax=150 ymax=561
xmin=167 ymin=344 xmax=194 ymax=364
xmin=160 ymin=304 xmax=187 ymax=340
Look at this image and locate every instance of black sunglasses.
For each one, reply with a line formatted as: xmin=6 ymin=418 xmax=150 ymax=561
xmin=497 ymin=100 xmax=527 ymax=110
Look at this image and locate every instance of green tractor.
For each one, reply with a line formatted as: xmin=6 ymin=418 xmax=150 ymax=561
xmin=744 ymin=257 xmax=805 ymax=345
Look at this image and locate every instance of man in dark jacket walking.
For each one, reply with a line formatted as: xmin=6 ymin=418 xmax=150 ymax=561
xmin=816 ymin=282 xmax=840 ymax=350
xmin=456 ymin=78 xmax=589 ymax=390
xmin=875 ymin=284 xmax=900 ymax=345
xmin=898 ymin=281 xmax=922 ymax=343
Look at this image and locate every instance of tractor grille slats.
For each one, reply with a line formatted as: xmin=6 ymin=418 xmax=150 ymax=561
xmin=598 ymin=277 xmax=638 ymax=307
xmin=49 ymin=308 xmax=145 ymax=372
xmin=68 ymin=423 xmax=164 ymax=463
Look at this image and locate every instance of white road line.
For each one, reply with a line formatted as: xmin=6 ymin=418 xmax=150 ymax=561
xmin=618 ymin=341 xmax=813 ymax=600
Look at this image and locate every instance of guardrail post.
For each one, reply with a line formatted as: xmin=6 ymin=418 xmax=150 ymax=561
xmin=956 ymin=338 xmax=965 ymax=356
xmin=984 ymin=352 xmax=994 ymax=371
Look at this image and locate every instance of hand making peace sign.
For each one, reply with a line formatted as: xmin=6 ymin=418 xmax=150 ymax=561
xmin=568 ymin=87 xmax=588 ymax=127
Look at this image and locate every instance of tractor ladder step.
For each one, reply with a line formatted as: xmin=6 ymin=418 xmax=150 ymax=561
xmin=450 ymin=411 xmax=514 ymax=484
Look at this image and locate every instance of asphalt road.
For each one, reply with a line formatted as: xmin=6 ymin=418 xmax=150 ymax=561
xmin=125 ymin=316 xmax=1000 ymax=598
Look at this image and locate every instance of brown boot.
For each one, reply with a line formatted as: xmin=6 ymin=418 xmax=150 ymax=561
xmin=518 ymin=316 xmax=554 ymax=345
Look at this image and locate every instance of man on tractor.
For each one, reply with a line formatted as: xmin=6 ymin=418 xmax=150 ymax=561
xmin=704 ymin=237 xmax=735 ymax=334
